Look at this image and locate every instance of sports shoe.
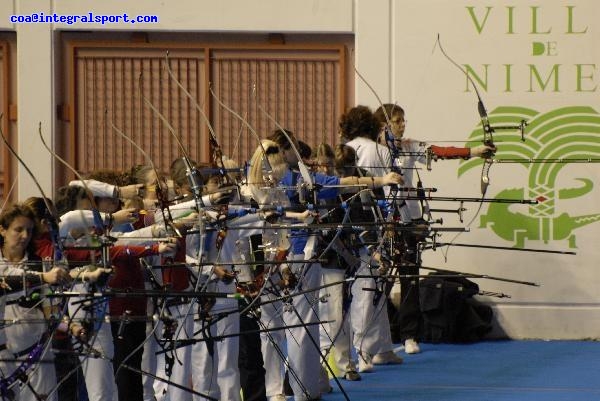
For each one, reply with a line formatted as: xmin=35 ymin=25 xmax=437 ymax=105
xmin=319 ymin=365 xmax=333 ymax=393
xmin=283 ymin=371 xmax=294 ymax=396
xmin=357 ymin=351 xmax=374 ymax=373
xmin=269 ymin=395 xmax=287 ymax=401
xmin=372 ymin=350 xmax=403 ymax=365
xmin=404 ymin=338 xmax=421 ymax=354
xmin=343 ymin=370 xmax=361 ymax=381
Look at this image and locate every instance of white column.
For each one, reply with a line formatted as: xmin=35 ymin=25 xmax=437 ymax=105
xmin=15 ymin=0 xmax=55 ymax=200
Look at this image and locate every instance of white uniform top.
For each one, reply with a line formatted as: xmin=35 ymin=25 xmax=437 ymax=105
xmin=396 ymin=139 xmax=428 ymax=221
xmin=0 ymin=251 xmax=26 ymax=346
xmin=345 ymin=136 xmax=421 ymax=221
xmin=0 ymin=251 xmax=48 ymax=352
xmin=58 ymin=209 xmax=110 ymax=239
xmin=345 ymin=136 xmax=393 ymax=178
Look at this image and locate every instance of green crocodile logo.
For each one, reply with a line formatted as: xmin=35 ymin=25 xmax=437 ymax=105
xmin=458 ymin=106 xmax=600 ymax=248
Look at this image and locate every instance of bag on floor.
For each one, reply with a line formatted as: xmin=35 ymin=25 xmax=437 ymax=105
xmin=418 ymin=273 xmax=493 ymax=343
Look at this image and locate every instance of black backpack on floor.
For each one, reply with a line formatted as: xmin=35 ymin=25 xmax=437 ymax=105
xmin=418 ymin=273 xmax=493 ymax=343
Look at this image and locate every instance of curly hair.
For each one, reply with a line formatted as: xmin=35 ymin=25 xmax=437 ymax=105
xmin=339 ymin=105 xmax=380 ymax=141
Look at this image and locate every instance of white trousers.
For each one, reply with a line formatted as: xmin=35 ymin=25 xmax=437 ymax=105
xmin=157 ymin=303 xmax=194 ymax=401
xmin=319 ymin=268 xmax=355 ymax=374
xmin=191 ymin=280 xmax=241 ymax=401
xmin=259 ymin=291 xmax=286 ymax=398
xmin=350 ymin=249 xmax=394 ymax=356
xmin=68 ymin=283 xmax=118 ymax=401
xmin=261 ymin=245 xmax=322 ymax=401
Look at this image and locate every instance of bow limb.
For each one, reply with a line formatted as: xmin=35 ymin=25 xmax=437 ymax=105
xmin=435 ymin=34 xmax=495 ymax=196
xmin=139 ymin=82 xmax=188 ymax=158
xmin=37 ymin=123 xmax=109 ymax=241
xmin=106 ymin=112 xmax=163 ymax=199
xmin=138 ymin=72 xmax=202 ymax=197
xmin=138 ymin=75 xmax=206 ymax=228
xmin=434 ymin=35 xmax=500 ymax=260
xmin=107 ymin=114 xmax=183 ymax=234
xmin=135 ymin=84 xmax=211 ymax=364
xmin=435 ymin=35 xmax=494 ymax=199
xmin=349 ymin=48 xmax=400 ymax=176
xmin=38 ymin=123 xmax=117 ymax=295
xmin=350 ymin=48 xmax=390 ymax=126
xmin=163 ymin=53 xmax=233 ymax=188
xmin=1 ymin=116 xmax=64 ymax=261
xmin=350 ymin=58 xmax=407 ymax=280
xmin=0 ymin=334 xmax=54 ymax=397
xmin=1 ymin=124 xmax=72 ymax=396
xmin=0 ymin=116 xmax=54 ymax=213
xmin=208 ymin=84 xmax=274 ymax=175
xmin=251 ymin=85 xmax=314 ymax=192
xmin=37 ymin=124 xmax=95 ymax=207
xmin=164 ymin=52 xmax=215 ymax=144
xmin=349 ymin=51 xmax=402 ymax=203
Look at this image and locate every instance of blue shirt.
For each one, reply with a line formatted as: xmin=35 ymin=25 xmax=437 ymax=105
xmin=281 ymin=169 xmax=340 ymax=254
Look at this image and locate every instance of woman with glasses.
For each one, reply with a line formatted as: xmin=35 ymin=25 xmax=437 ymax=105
xmin=373 ymin=103 xmax=495 ymax=356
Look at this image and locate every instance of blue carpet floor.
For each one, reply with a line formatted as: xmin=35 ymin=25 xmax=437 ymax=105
xmin=322 ymin=340 xmax=600 ymax=401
